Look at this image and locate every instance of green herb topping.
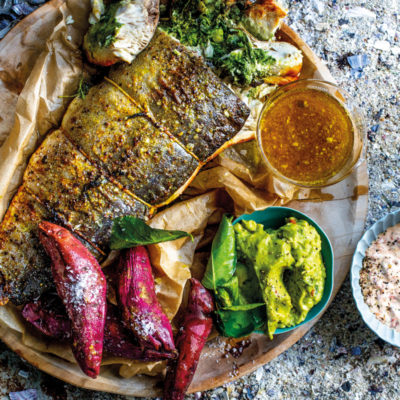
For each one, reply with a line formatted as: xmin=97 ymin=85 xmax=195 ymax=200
xmin=59 ymin=76 xmax=92 ymax=100
xmin=86 ymin=2 xmax=123 ymax=49
xmin=161 ymin=0 xmax=276 ymax=85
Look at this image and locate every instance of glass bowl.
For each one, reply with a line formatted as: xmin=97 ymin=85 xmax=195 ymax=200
xmin=256 ymin=79 xmax=365 ymax=188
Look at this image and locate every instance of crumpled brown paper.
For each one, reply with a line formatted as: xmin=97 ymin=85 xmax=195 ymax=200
xmin=0 ymin=0 xmax=307 ymax=380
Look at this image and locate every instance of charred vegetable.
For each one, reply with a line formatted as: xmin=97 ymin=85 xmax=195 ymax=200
xmin=163 ymin=278 xmax=214 ymax=400
xmin=241 ymin=0 xmax=287 ymax=41
xmin=84 ymin=0 xmax=159 ymax=66
xmin=38 ymin=222 xmax=107 ymax=379
xmin=22 ymin=293 xmax=72 ymax=341
xmin=118 ymin=246 xmax=176 ymax=353
xmin=105 ymin=304 xmax=176 ymax=360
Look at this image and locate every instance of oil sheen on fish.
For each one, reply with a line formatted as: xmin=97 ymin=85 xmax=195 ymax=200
xmin=0 ymin=31 xmax=249 ymax=305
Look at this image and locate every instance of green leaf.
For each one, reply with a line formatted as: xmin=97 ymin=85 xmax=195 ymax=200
xmin=221 ymin=303 xmax=265 ymax=311
xmin=110 ymin=216 xmax=193 ymax=249
xmin=202 ymin=214 xmax=237 ymax=290
xmin=216 ymin=305 xmax=266 ymax=338
xmin=215 ymin=276 xmax=240 ymax=308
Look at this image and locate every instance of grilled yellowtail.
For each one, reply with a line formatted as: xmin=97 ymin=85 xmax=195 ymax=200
xmin=0 ymin=30 xmax=249 ymax=305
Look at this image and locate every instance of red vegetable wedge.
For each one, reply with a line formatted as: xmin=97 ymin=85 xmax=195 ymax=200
xmin=22 ymin=296 xmax=175 ymax=361
xmin=118 ymin=246 xmax=176 ymax=353
xmin=105 ymin=304 xmax=176 ymax=361
xmin=38 ymin=222 xmax=107 ymax=379
xmin=163 ymin=278 xmax=214 ymax=400
xmin=22 ymin=294 xmax=176 ymax=361
xmin=22 ymin=293 xmax=71 ymax=341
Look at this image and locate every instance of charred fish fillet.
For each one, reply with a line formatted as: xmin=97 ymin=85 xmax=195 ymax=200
xmin=24 ymin=130 xmax=150 ymax=252
xmin=0 ymin=187 xmax=102 ymax=305
xmin=109 ymin=30 xmax=250 ymax=161
xmin=62 ymin=82 xmax=200 ymax=206
xmin=0 ymin=31 xmax=249 ymax=305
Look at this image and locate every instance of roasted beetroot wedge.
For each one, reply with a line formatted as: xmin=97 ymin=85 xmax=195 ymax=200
xmin=38 ymin=221 xmax=107 ymax=379
xmin=22 ymin=293 xmax=71 ymax=341
xmin=105 ymin=304 xmax=175 ymax=361
xmin=22 ymin=295 xmax=174 ymax=362
xmin=163 ymin=278 xmax=214 ymax=400
xmin=118 ymin=246 xmax=175 ymax=353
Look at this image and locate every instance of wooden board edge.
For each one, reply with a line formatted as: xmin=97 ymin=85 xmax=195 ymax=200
xmin=0 ymin=5 xmax=369 ymax=397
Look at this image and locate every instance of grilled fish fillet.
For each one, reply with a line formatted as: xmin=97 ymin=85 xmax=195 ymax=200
xmin=0 ymin=31 xmax=249 ymax=305
xmin=109 ymin=30 xmax=250 ymax=162
xmin=62 ymin=81 xmax=200 ymax=206
xmin=24 ymin=130 xmax=149 ymax=252
xmin=0 ymin=187 xmax=102 ymax=305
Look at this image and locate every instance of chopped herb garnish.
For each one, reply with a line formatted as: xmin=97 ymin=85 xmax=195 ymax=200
xmin=160 ymin=0 xmax=276 ymax=86
xmin=86 ymin=2 xmax=123 ymax=48
xmin=59 ymin=76 xmax=92 ymax=100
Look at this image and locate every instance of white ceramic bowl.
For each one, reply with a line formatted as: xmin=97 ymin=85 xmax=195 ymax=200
xmin=351 ymin=210 xmax=400 ymax=347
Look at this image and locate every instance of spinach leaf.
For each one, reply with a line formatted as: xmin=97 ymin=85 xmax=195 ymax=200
xmin=202 ymin=214 xmax=237 ymax=290
xmin=110 ymin=216 xmax=193 ymax=249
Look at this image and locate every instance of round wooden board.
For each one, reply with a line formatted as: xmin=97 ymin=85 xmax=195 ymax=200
xmin=0 ymin=3 xmax=368 ymax=397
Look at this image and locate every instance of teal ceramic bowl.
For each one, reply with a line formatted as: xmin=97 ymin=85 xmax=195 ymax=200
xmin=233 ymin=206 xmax=334 ymax=335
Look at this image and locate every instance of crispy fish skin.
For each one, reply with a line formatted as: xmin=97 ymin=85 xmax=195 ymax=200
xmin=62 ymin=82 xmax=199 ymax=205
xmin=24 ymin=130 xmax=149 ymax=252
xmin=0 ymin=188 xmax=52 ymax=305
xmin=0 ymin=187 xmax=102 ymax=305
xmin=109 ymin=30 xmax=250 ymax=162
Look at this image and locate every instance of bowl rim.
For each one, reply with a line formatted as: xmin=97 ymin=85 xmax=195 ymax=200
xmin=256 ymin=78 xmax=365 ymax=188
xmin=350 ymin=209 xmax=400 ymax=347
xmin=233 ymin=206 xmax=334 ymax=335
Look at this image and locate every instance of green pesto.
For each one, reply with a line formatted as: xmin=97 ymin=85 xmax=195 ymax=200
xmin=160 ymin=0 xmax=276 ymax=85
xmin=234 ymin=218 xmax=326 ymax=339
xmin=86 ymin=2 xmax=123 ymax=49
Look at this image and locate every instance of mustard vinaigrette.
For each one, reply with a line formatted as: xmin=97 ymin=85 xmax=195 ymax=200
xmin=259 ymin=88 xmax=354 ymax=184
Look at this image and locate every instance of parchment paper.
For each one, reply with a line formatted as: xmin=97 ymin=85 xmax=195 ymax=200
xmin=0 ymin=0 xmax=307 ymax=379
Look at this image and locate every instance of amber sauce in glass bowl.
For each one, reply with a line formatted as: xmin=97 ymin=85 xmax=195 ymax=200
xmin=257 ymin=80 xmax=364 ymax=188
